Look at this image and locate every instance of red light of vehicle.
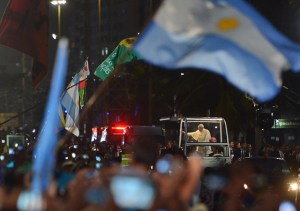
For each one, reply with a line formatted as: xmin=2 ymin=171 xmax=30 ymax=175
xmin=111 ymin=126 xmax=126 ymax=135
xmin=112 ymin=126 xmax=126 ymax=130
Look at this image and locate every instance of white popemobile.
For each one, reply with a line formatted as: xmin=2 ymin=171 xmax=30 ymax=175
xmin=160 ymin=116 xmax=231 ymax=168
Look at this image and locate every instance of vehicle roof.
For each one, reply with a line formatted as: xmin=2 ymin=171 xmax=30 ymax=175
xmin=160 ymin=117 xmax=226 ymax=121
xmin=126 ymin=125 xmax=164 ymax=136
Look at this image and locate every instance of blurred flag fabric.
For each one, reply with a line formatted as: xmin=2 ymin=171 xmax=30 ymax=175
xmin=0 ymin=0 xmax=48 ymax=86
xmin=31 ymin=38 xmax=69 ymax=198
xmin=79 ymin=59 xmax=90 ymax=108
xmin=94 ymin=37 xmax=142 ymax=81
xmin=58 ymin=103 xmax=65 ymax=128
xmin=133 ymin=0 xmax=300 ymax=102
xmin=61 ymin=73 xmax=80 ymax=137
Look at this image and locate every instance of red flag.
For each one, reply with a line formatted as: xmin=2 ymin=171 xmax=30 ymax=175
xmin=0 ymin=0 xmax=48 ymax=86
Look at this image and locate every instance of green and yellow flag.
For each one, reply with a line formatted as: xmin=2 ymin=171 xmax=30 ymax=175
xmin=94 ymin=37 xmax=142 ymax=81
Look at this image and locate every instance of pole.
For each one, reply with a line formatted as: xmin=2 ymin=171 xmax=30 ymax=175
xmin=58 ymin=4 xmax=61 ymax=36
xmin=98 ymin=0 xmax=101 ymax=33
xmin=0 ymin=102 xmax=44 ymax=127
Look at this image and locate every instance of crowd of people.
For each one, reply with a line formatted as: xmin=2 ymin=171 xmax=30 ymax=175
xmin=229 ymin=139 xmax=300 ymax=175
xmin=0 ymin=128 xmax=208 ymax=211
xmin=0 ymin=127 xmax=298 ymax=210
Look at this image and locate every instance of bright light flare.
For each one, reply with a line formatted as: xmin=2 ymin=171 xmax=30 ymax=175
xmin=279 ymin=201 xmax=296 ymax=211
xmin=52 ymin=33 xmax=58 ymax=39
xmin=51 ymin=0 xmax=66 ymax=5
xmin=288 ymin=183 xmax=298 ymax=191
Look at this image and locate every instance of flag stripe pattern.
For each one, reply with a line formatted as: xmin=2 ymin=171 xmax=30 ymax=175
xmin=58 ymin=103 xmax=65 ymax=127
xmin=79 ymin=60 xmax=90 ymax=108
xmin=133 ymin=0 xmax=300 ymax=102
xmin=230 ymin=0 xmax=300 ymax=70
xmin=61 ymin=73 xmax=80 ymax=137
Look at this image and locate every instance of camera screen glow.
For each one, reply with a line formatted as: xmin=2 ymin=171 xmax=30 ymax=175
xmin=110 ymin=176 xmax=155 ymax=210
xmin=96 ymin=156 xmax=101 ymax=162
xmin=8 ymin=148 xmax=15 ymax=155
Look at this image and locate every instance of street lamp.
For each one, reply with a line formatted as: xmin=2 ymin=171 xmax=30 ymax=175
xmin=50 ymin=0 xmax=67 ymax=37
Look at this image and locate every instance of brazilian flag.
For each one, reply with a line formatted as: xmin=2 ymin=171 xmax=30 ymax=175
xmin=94 ymin=37 xmax=142 ymax=81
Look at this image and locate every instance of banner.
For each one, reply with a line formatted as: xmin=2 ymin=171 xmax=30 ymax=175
xmin=0 ymin=0 xmax=48 ymax=86
xmin=94 ymin=37 xmax=141 ymax=81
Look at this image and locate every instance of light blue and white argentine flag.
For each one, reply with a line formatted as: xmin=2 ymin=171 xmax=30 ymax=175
xmin=134 ymin=0 xmax=300 ymax=102
xmin=61 ymin=73 xmax=80 ymax=136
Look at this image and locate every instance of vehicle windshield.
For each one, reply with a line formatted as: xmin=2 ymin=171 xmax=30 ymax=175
xmin=184 ymin=121 xmax=228 ymax=143
xmin=181 ymin=118 xmax=230 ymax=157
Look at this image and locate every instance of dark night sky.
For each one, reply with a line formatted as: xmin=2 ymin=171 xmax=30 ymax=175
xmin=248 ymin=0 xmax=300 ymax=43
xmin=0 ymin=0 xmax=299 ymax=127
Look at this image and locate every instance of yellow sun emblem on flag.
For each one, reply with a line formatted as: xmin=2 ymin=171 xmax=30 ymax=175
xmin=218 ymin=18 xmax=239 ymax=31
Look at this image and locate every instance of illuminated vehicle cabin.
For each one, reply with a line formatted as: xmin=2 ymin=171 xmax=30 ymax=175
xmin=160 ymin=117 xmax=231 ymax=168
